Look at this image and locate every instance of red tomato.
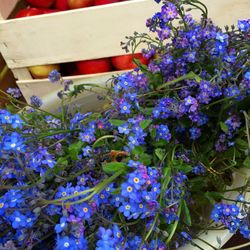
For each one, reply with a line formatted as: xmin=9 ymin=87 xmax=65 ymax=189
xmin=76 ymin=58 xmax=112 ymax=74
xmin=67 ymin=0 xmax=94 ymax=9
xmin=55 ymin=0 xmax=69 ymax=10
xmin=94 ymin=0 xmax=119 ymax=5
xmin=40 ymin=8 xmax=59 ymax=14
xmin=111 ymin=53 xmax=149 ymax=70
xmin=15 ymin=8 xmax=44 ymax=18
xmin=25 ymin=0 xmax=55 ymax=8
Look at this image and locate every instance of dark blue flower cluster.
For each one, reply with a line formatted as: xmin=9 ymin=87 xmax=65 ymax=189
xmin=211 ymin=202 xmax=250 ymax=237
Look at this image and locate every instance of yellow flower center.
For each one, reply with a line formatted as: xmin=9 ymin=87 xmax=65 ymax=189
xmin=133 ymin=177 xmax=139 ymax=183
xmin=125 ymin=205 xmax=131 ymax=210
xmin=83 ymin=207 xmax=88 ymax=213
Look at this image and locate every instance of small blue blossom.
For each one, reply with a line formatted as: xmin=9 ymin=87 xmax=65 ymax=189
xmin=48 ymin=70 xmax=61 ymax=83
xmin=55 ymin=217 xmax=68 ymax=233
xmin=30 ymin=95 xmax=43 ymax=107
xmin=82 ymin=146 xmax=92 ymax=157
xmin=120 ymin=101 xmax=132 ymax=114
xmin=118 ymin=123 xmax=130 ymax=135
xmin=56 ymin=236 xmax=77 ymax=250
xmin=156 ymin=125 xmax=171 ymax=142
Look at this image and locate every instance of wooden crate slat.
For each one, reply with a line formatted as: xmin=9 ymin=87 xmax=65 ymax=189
xmin=16 ymin=70 xmax=126 ymax=101
xmin=0 ymin=0 xmax=19 ymax=20
xmin=12 ymin=68 xmax=32 ymax=80
xmin=0 ymin=0 xmax=160 ymax=69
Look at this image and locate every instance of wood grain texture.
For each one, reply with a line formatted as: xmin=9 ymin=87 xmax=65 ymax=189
xmin=0 ymin=0 xmax=160 ymax=68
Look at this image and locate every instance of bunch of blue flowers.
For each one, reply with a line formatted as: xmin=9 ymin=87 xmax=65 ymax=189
xmin=0 ymin=0 xmax=249 ymax=249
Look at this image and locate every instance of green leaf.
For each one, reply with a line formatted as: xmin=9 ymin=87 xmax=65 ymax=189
xmin=109 ymin=119 xmax=126 ymax=126
xmin=93 ymin=135 xmax=115 ymax=148
xmin=139 ymin=119 xmax=152 ymax=130
xmin=172 ymin=160 xmax=193 ymax=173
xmin=139 ymin=153 xmax=152 ymax=165
xmin=155 ymin=148 xmax=166 ymax=161
xmin=205 ymin=191 xmax=224 ymax=204
xmin=103 ymin=162 xmax=127 ymax=174
xmin=236 ymin=138 xmax=248 ymax=148
xmin=132 ymin=146 xmax=144 ymax=156
xmin=220 ymin=122 xmax=228 ymax=133
xmin=150 ymin=128 xmax=156 ymax=138
xmin=69 ymin=141 xmax=84 ymax=160
xmin=57 ymin=156 xmax=68 ymax=166
xmin=243 ymin=157 xmax=250 ymax=168
xmin=182 ymin=200 xmax=192 ymax=226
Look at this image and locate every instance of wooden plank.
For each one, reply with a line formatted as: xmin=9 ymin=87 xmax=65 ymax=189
xmin=0 ymin=0 xmax=19 ymax=20
xmin=16 ymin=70 xmax=127 ymax=101
xmin=12 ymin=68 xmax=32 ymax=80
xmin=1 ymin=0 xmax=249 ymax=69
xmin=0 ymin=0 xmax=160 ymax=69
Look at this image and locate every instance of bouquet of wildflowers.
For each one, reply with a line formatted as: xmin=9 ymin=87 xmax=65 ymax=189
xmin=0 ymin=0 xmax=250 ymax=249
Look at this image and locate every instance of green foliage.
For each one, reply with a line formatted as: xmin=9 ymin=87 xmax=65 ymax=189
xmin=155 ymin=148 xmax=166 ymax=161
xmin=243 ymin=157 xmax=250 ymax=168
xmin=68 ymin=141 xmax=84 ymax=160
xmin=139 ymin=119 xmax=152 ymax=129
xmin=182 ymin=200 xmax=192 ymax=226
xmin=109 ymin=119 xmax=126 ymax=126
xmin=102 ymin=162 xmax=127 ymax=174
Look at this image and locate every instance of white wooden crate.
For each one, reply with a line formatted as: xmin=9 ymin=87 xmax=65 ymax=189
xmin=0 ymin=0 xmax=249 ymax=102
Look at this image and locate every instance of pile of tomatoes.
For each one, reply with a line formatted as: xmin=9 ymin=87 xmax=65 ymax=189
xmin=15 ymin=0 xmax=125 ymax=18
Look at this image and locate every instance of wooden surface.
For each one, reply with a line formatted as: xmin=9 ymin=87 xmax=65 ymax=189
xmin=0 ymin=0 xmax=160 ymax=69
xmin=0 ymin=0 xmax=19 ymax=20
xmin=16 ymin=70 xmax=127 ymax=102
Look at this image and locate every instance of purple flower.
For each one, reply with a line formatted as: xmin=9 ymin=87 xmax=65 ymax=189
xmin=30 ymin=95 xmax=43 ymax=107
xmin=6 ymin=87 xmax=22 ymax=98
xmin=161 ymin=4 xmax=178 ymax=21
xmin=48 ymin=70 xmax=61 ymax=83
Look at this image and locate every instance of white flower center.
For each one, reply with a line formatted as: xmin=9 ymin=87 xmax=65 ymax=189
xmin=15 ymin=217 xmax=21 ymax=222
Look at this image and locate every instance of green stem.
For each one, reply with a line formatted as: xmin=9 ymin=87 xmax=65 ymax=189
xmin=145 ymin=214 xmax=159 ymax=241
xmin=0 ymin=89 xmax=60 ymax=119
xmin=165 ymin=201 xmax=182 ymax=244
xmin=0 ymin=65 xmax=8 ymax=81
xmin=45 ymin=168 xmax=124 ymax=205
xmin=157 ymin=71 xmax=201 ymax=90
xmin=243 ymin=111 xmax=250 ymax=151
xmin=92 ymin=135 xmax=116 ymax=148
